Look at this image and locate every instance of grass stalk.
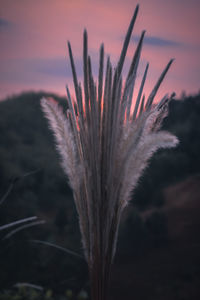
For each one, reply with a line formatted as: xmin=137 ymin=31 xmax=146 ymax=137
xmin=41 ymin=5 xmax=179 ymax=299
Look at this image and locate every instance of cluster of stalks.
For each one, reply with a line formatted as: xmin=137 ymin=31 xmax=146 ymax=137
xmin=41 ymin=5 xmax=178 ymax=300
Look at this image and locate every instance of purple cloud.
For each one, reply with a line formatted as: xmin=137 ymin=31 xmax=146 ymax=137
xmin=133 ymin=34 xmax=183 ymax=48
xmin=0 ymin=18 xmax=14 ymax=30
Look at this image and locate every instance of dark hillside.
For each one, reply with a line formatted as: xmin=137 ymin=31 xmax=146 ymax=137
xmin=0 ymin=92 xmax=200 ymax=299
xmin=0 ymin=92 xmax=87 ymax=295
xmin=111 ymin=174 xmax=200 ymax=300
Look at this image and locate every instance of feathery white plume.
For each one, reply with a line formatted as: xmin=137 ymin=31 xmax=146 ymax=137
xmin=41 ymin=97 xmax=82 ymax=191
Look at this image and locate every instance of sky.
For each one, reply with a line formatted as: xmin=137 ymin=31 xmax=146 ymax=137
xmin=0 ymin=0 xmax=200 ymax=102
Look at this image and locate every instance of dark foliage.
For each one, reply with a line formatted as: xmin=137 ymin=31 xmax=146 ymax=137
xmin=0 ymin=91 xmax=200 ymax=299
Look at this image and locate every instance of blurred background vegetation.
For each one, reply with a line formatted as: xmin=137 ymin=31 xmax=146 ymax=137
xmin=0 ymin=92 xmax=200 ymax=299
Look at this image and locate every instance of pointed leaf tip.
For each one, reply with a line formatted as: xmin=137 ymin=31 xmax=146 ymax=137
xmin=135 ymin=4 xmax=139 ymax=13
xmin=83 ymin=29 xmax=88 ymax=39
xmin=100 ymin=43 xmax=104 ymax=51
xmin=146 ymin=58 xmax=175 ymax=109
xmin=117 ymin=4 xmax=140 ymax=76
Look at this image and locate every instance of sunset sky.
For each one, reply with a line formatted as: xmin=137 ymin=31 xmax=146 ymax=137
xmin=0 ymin=0 xmax=200 ymax=101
